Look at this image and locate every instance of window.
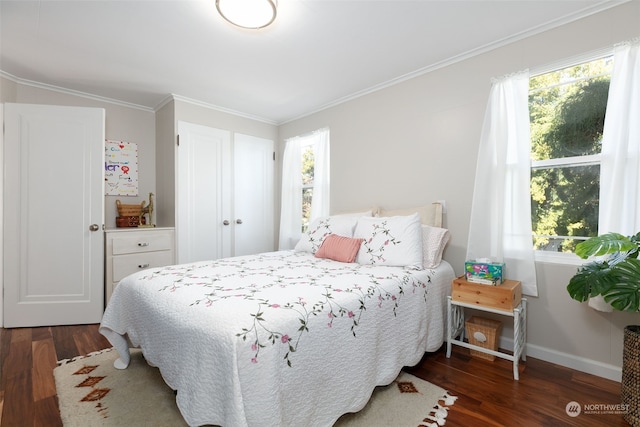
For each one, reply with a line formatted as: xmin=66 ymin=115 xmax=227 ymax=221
xmin=529 ymin=56 xmax=613 ymax=253
xmin=278 ymin=127 xmax=330 ymax=250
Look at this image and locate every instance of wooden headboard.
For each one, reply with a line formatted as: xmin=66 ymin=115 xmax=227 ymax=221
xmin=377 ymin=202 xmax=443 ymax=228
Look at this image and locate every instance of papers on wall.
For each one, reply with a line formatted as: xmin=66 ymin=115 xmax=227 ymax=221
xmin=105 ymin=140 xmax=138 ymax=196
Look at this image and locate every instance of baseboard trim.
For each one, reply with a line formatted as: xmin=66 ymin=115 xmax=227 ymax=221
xmin=500 ymin=338 xmax=621 ymax=382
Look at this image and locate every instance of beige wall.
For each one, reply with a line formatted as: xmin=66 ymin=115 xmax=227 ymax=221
xmin=155 ymin=99 xmax=176 ymax=228
xmin=278 ymin=2 xmax=640 ymax=380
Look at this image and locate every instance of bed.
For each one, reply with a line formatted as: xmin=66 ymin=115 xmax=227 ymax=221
xmin=99 ymin=205 xmax=454 ymax=427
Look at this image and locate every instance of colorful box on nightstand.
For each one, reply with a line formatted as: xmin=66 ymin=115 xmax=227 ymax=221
xmin=465 ymin=260 xmax=505 ymax=284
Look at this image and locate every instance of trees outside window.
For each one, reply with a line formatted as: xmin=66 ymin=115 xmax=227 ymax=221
xmin=301 ymin=144 xmax=314 ymax=232
xmin=529 ymin=57 xmax=613 ymax=253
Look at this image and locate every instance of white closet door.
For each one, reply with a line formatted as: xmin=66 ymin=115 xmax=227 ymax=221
xmin=233 ymin=134 xmax=274 ymax=256
xmin=177 ymin=122 xmax=231 ymax=264
xmin=176 ymin=123 xmax=275 ymax=264
xmin=3 ymin=103 xmax=105 ymax=327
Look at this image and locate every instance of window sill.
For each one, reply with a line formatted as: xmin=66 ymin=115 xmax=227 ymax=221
xmin=534 ymin=250 xmax=584 ymax=266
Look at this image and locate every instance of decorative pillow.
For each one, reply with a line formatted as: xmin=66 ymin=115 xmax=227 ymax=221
xmin=422 ymin=225 xmax=450 ymax=268
xmin=294 ymin=215 xmax=359 ymax=254
xmin=353 ymin=213 xmax=423 ymax=268
xmin=315 ymin=234 xmax=364 ymax=263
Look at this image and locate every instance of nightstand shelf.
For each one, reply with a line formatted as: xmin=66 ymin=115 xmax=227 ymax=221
xmin=446 ymin=293 xmax=527 ymax=380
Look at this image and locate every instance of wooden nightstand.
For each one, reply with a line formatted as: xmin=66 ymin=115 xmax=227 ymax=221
xmin=446 ymin=276 xmax=527 ymax=380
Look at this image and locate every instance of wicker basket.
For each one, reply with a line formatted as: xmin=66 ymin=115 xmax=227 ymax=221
xmin=116 ymin=199 xmax=144 ymax=217
xmin=623 ymin=325 xmax=640 ymax=426
xmin=116 ymin=216 xmax=146 ymax=228
xmin=465 ymin=316 xmax=502 ymax=361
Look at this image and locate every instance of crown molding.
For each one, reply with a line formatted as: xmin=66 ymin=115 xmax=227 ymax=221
xmin=280 ymin=0 xmax=631 ymax=124
xmin=161 ymin=94 xmax=278 ymax=125
xmin=0 ymin=70 xmax=154 ymax=112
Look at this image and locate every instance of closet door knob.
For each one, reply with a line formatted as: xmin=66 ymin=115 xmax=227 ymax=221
xmin=236 ymin=219 xmax=243 ymax=224
xmin=223 ymin=220 xmax=230 ymax=226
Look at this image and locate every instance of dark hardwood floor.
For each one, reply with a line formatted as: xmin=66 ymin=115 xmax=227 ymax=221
xmin=0 ymin=324 xmax=628 ymax=427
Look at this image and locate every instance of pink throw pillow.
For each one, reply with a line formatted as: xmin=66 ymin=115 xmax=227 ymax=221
xmin=315 ymin=234 xmax=363 ymax=263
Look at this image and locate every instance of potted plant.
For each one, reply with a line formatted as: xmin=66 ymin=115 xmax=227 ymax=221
xmin=567 ymin=232 xmax=640 ymax=311
xmin=566 ymin=232 xmax=640 ymax=426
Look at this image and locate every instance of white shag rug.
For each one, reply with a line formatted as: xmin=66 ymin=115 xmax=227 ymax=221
xmin=55 ymin=348 xmax=456 ymax=427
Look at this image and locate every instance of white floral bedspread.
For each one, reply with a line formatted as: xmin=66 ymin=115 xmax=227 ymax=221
xmin=99 ymin=250 xmax=453 ymax=427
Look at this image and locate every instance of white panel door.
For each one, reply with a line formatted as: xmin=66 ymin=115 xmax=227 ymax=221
xmin=234 ymin=133 xmax=274 ymax=256
xmin=3 ymin=103 xmax=105 ymax=327
xmin=177 ymin=121 xmax=232 ymax=263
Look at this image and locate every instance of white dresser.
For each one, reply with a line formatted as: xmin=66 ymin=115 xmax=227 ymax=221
xmin=105 ymin=227 xmax=175 ymax=304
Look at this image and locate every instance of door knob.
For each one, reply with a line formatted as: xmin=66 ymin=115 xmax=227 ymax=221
xmin=223 ymin=220 xmax=230 ymax=226
xmin=89 ymin=224 xmax=99 ymax=231
xmin=236 ymin=219 xmax=243 ymax=224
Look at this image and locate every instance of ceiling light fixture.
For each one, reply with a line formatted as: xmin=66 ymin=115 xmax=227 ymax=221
xmin=216 ymin=0 xmax=277 ymax=30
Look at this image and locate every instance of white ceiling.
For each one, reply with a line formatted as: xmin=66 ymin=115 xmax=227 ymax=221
xmin=0 ymin=0 xmax=628 ymax=124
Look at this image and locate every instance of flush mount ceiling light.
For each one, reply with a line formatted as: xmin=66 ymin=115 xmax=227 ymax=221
xmin=216 ymin=0 xmax=277 ymax=30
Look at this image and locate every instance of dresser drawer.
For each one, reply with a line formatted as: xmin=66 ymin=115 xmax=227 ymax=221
xmin=111 ymin=231 xmax=173 ymax=255
xmin=112 ymin=251 xmax=174 ymax=282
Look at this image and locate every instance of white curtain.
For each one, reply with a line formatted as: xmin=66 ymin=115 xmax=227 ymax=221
xmin=278 ymin=127 xmax=330 ymax=250
xmin=599 ymin=39 xmax=640 ymax=236
xmin=466 ymin=71 xmax=538 ymax=296
xmin=591 ymin=39 xmax=640 ymax=312
xmin=310 ymin=128 xmax=330 ymax=220
xmin=278 ymin=139 xmax=302 ymax=250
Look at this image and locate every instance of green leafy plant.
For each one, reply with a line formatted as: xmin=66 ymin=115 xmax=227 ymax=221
xmin=567 ymin=232 xmax=640 ymax=312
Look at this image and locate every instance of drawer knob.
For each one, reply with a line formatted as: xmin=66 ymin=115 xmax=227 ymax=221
xmin=138 ymin=263 xmax=150 ymax=269
xmin=138 ymin=242 xmax=150 ymax=247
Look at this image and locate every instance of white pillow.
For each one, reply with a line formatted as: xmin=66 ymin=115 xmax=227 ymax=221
xmin=422 ymin=225 xmax=450 ymax=268
xmin=295 ymin=215 xmax=359 ymax=254
xmin=354 ymin=213 xmax=423 ymax=268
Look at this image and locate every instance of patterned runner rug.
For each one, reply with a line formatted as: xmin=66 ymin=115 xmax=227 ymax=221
xmin=55 ymin=348 xmax=456 ymax=426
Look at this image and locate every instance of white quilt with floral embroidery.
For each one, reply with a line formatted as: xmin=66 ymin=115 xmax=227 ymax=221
xmin=99 ymin=250 xmax=454 ymax=427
